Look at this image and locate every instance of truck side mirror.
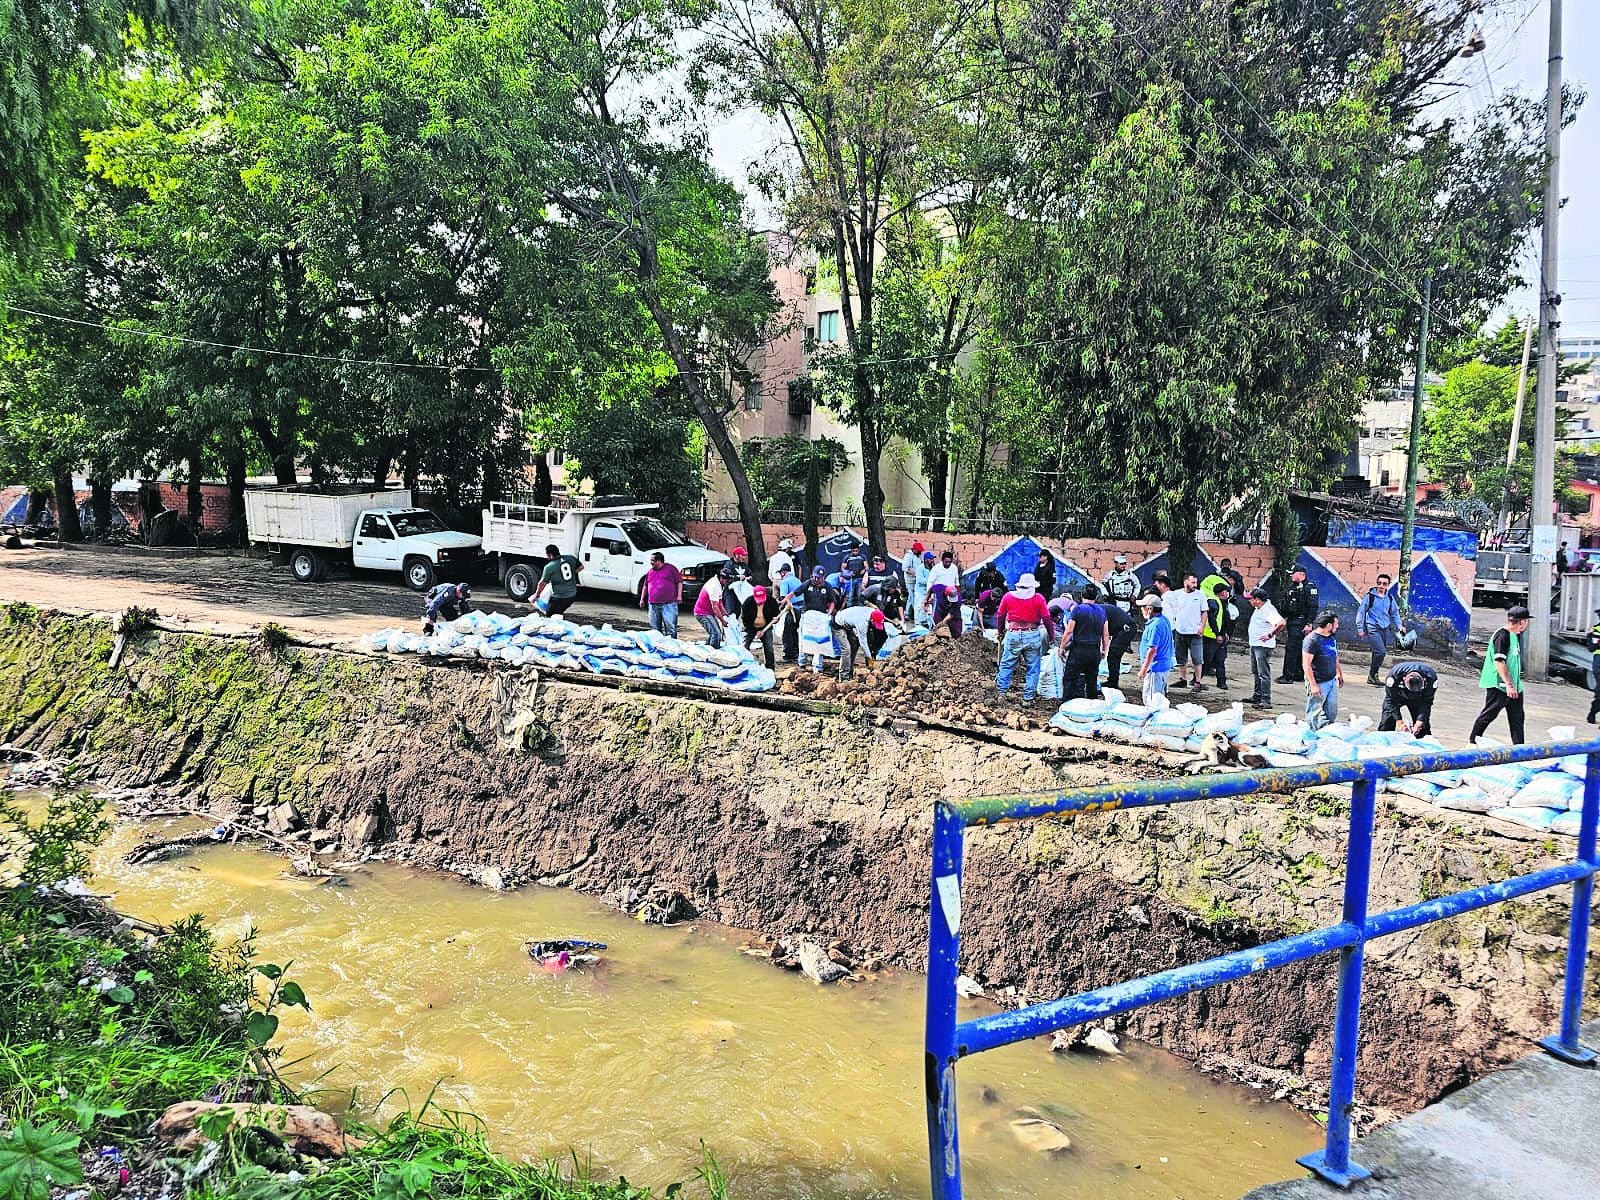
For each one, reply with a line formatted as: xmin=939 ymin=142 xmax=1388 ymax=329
xmin=610 ymin=540 xmax=630 ymax=556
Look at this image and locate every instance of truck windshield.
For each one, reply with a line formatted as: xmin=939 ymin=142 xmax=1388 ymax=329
xmin=389 ymin=510 xmax=446 ymax=537
xmin=619 ymin=517 xmax=688 ymax=551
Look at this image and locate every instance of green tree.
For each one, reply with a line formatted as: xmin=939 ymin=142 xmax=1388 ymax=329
xmin=747 ymin=432 xmax=850 ymax=558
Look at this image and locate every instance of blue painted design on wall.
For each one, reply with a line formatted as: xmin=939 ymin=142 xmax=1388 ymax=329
xmin=1405 ymin=554 xmax=1472 ymax=641
xmin=961 ymin=536 xmax=1089 ymax=594
xmin=812 ymin=529 xmax=869 ymax=579
xmin=1327 ymin=518 xmax=1477 ymax=560
xmin=1295 ymin=550 xmax=1361 ymax=624
xmin=1134 ymin=548 xmax=1219 ymax=590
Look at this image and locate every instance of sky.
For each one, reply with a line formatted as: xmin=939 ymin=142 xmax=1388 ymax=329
xmin=706 ymin=1 xmax=1594 ymax=341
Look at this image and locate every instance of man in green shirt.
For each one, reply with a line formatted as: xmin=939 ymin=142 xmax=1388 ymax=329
xmin=1469 ymin=605 xmax=1528 ymax=745
xmin=532 ymin=541 xmax=583 ymax=617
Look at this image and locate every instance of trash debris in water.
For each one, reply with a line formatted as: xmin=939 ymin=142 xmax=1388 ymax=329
xmin=527 ymin=938 xmax=608 ymax=972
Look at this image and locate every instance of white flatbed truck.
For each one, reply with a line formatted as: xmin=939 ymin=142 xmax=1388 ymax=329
xmin=245 ymin=485 xmax=483 ymax=590
xmin=480 ymin=501 xmax=728 ymax=602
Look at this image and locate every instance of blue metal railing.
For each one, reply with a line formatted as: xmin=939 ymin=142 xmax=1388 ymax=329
xmin=924 ymin=739 xmax=1600 ymax=1197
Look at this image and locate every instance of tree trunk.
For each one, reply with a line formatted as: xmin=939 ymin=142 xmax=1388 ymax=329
xmin=373 ymin=451 xmax=392 ymax=488
xmin=1168 ymin=502 xmax=1199 ymax=581
xmin=186 ymin=450 xmax=204 ymax=532
xmin=51 ymin=466 xmax=83 ymax=542
xmin=89 ymin=473 xmax=113 ymax=537
xmin=249 ymin=417 xmax=297 ymax=485
xmin=1269 ymin=492 xmax=1301 ymax=593
xmin=856 ymin=397 xmax=888 ymax=555
xmin=403 ymin=437 xmax=420 ymax=491
xmin=803 ymin=457 xmax=824 ymax=577
xmin=225 ymin=450 xmax=247 ymax=544
xmin=533 ymin=455 xmax=554 ymax=506
xmin=639 ymin=284 xmax=769 ymax=580
xmin=927 ymin=446 xmax=949 ymax=526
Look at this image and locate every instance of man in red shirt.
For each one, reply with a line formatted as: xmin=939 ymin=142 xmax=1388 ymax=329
xmin=994 ymin=572 xmax=1058 ymax=704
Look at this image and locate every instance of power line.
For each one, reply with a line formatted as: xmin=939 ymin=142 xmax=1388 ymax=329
xmin=1 ymin=304 xmax=499 ymax=373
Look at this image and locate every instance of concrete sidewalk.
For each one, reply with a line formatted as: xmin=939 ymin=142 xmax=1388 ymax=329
xmin=1242 ymin=1021 xmax=1600 ymax=1199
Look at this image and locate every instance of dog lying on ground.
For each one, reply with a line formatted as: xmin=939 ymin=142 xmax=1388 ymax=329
xmin=1183 ymin=730 xmax=1271 ymax=774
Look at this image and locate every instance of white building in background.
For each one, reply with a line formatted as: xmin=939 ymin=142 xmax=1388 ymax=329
xmin=1358 ymin=381 xmax=1426 ymax=496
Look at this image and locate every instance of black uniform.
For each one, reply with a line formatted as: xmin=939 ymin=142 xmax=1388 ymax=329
xmin=1278 ymin=577 xmax=1320 ymax=682
xmin=1103 ymin=603 xmax=1136 ymax=689
xmin=1379 ymin=660 xmax=1438 ymax=738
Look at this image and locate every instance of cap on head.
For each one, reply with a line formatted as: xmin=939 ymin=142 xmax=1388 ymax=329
xmin=777 ymin=563 xmax=792 ymax=575
xmin=911 ymin=541 xmax=926 ymax=554
xmin=753 ymin=585 xmax=768 ymax=602
xmin=1507 ymin=605 xmax=1531 ymax=621
xmin=869 ymin=610 xmax=885 ymax=628
xmin=777 ymin=537 xmax=794 ymax=550
xmin=1138 ymin=593 xmax=1162 ymax=610
xmin=923 ymin=551 xmax=935 ymax=562
xmin=1113 ymin=554 xmax=1128 ymax=565
xmin=732 ymin=546 xmax=747 ymax=558
xmin=812 ymin=566 xmax=825 ymax=578
xmin=1249 ymin=587 xmax=1267 ymax=600
xmin=1292 ymin=565 xmax=1307 ymax=576
xmin=1014 ymin=573 xmax=1039 ymax=595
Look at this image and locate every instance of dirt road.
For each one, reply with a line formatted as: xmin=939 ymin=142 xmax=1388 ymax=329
xmin=1 ymin=541 xmax=1593 ymax=745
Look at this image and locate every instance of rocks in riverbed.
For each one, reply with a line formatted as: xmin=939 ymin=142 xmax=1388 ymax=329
xmin=741 ymin=934 xmax=878 ymax=984
xmin=1009 ymin=1111 xmax=1072 ymax=1156
xmin=264 ymin=803 xmax=301 ymax=836
xmin=601 ymin=884 xmax=697 ymax=925
xmin=795 ymin=939 xmax=849 ymax=985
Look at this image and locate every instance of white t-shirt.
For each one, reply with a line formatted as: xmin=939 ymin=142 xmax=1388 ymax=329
xmin=1164 ymin=588 xmax=1206 ymax=635
xmin=1248 ymin=600 xmax=1284 ymax=648
xmin=834 ymin=605 xmax=877 ymax=643
xmin=928 ymin=563 xmax=960 ymax=591
xmin=769 ymin=549 xmax=794 ymax=580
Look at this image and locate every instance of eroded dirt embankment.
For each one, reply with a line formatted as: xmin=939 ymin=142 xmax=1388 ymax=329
xmin=0 ymin=609 xmax=1585 ymax=1119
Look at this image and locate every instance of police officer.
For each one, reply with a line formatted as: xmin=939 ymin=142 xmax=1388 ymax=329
xmin=1277 ymin=565 xmax=1320 ymax=684
xmin=422 ymin=581 xmax=472 ymax=635
xmin=1379 ymin=660 xmax=1439 ymax=738
xmin=1103 ymin=554 xmax=1140 ymax=610
xmin=1587 ymin=608 xmax=1600 ymax=724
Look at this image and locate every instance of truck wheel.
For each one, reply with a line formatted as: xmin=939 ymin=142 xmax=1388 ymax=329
xmin=404 ymin=556 xmax=436 ymax=592
xmin=504 ymin=563 xmax=537 ymax=603
xmin=290 ymin=549 xmax=322 ymax=583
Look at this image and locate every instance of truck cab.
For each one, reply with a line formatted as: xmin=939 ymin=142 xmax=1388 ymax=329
xmin=579 ymin=514 xmax=728 ymax=595
xmin=351 ymin=508 xmax=484 ymax=590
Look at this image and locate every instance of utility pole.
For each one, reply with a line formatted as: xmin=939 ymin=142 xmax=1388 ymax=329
xmin=1528 ymin=0 xmax=1563 ymax=677
xmin=1397 ymin=270 xmax=1432 ymax=618
xmin=1498 ymin=318 xmax=1535 ymax=538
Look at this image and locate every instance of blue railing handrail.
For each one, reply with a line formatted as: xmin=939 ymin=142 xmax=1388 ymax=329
xmin=948 ymin=737 xmax=1600 ymax=826
xmin=924 ymin=738 xmax=1600 ymax=1198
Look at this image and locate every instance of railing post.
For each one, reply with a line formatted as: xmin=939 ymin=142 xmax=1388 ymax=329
xmin=1297 ymin=777 xmax=1377 ymax=1188
xmin=925 ymin=802 xmax=965 ymax=1200
xmin=1540 ymin=751 xmax=1600 ymax=1066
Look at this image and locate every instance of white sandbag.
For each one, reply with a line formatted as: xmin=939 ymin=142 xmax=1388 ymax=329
xmin=1309 ymin=737 xmax=1358 ymax=765
xmin=1140 ymin=733 xmax=1192 ymax=753
xmin=1148 ymin=707 xmax=1201 ymax=735
xmin=798 ymin=611 xmax=835 ymax=659
xmin=1416 ymin=770 xmax=1463 ymax=789
xmin=1472 ymin=735 xmax=1506 ymax=749
xmin=1261 ymin=749 xmax=1312 ymax=768
xmin=1550 ymin=725 xmax=1577 ymax=742
xmin=1236 ymin=719 xmax=1276 ymax=747
xmin=1058 ymin=697 xmax=1110 ymax=720
xmin=1386 ymin=777 xmax=1441 ymax=801
xmin=1038 ymin=652 xmax=1064 ymax=701
xmin=1489 ymin=806 xmax=1563 ymax=832
xmin=1048 ymin=715 xmax=1100 ymax=738
xmin=1510 ymin=773 xmax=1583 ymax=811
xmin=1103 ymin=702 xmax=1153 ymax=726
xmin=1100 ymin=688 xmax=1127 ymax=708
xmin=1265 ymin=727 xmax=1314 ymax=755
xmin=1434 ymin=787 xmax=1496 ymax=813
xmin=1198 ymin=703 xmax=1244 ymax=737
xmin=1553 ymin=811 xmax=1584 ymax=837
xmin=1461 ymin=764 xmax=1536 ymax=801
xmin=1559 ymin=755 xmax=1588 ymax=779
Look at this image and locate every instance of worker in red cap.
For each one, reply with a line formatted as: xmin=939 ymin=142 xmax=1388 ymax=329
xmin=725 ymin=545 xmax=750 ymax=583
xmin=741 ymin=583 xmax=781 ymax=669
xmin=902 ymin=543 xmax=931 ymax=627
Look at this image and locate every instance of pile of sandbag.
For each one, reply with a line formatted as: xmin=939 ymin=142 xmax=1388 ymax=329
xmin=357 ymin=612 xmax=777 ymax=693
xmin=1046 ymin=698 xmax=1591 ymax=838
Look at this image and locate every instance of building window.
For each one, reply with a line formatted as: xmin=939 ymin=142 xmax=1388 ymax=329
xmin=817 ymin=310 xmax=840 ymax=343
xmin=1380 ymin=469 xmax=1391 ymax=487
xmin=744 ymin=382 xmax=762 ymax=412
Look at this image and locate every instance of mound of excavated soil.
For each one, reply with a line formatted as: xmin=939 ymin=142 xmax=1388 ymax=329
xmin=778 ymin=632 xmax=1042 ymax=729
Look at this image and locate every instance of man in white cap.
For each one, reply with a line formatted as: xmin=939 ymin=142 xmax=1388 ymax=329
xmin=1135 ymin=593 xmax=1176 ymax=707
xmin=769 ymin=537 xmax=796 ymax=582
xmin=994 ymin=572 xmax=1057 ymax=704
xmin=1103 ymin=554 xmax=1140 ymax=610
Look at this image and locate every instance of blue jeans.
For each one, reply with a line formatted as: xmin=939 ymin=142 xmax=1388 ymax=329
xmin=649 ymin=602 xmax=678 ymax=639
xmin=996 ymin=629 xmax=1045 ymax=699
xmin=696 ymin=614 xmax=723 ymax=649
xmin=1306 ymin=679 xmax=1338 ymax=729
xmin=1363 ymin=629 xmax=1391 ymax=674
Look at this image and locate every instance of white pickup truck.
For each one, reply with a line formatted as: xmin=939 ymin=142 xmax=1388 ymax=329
xmin=480 ymin=500 xmax=728 ymax=602
xmin=245 ymin=486 xmax=483 ymax=590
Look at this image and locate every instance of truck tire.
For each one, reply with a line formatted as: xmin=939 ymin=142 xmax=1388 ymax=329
xmin=290 ymin=548 xmax=322 ymax=583
xmin=404 ymin=556 xmax=436 ymax=592
xmin=504 ymin=562 xmax=537 ymax=603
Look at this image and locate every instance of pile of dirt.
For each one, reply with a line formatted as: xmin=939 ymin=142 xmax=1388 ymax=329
xmin=778 ymin=632 xmax=1043 ymax=729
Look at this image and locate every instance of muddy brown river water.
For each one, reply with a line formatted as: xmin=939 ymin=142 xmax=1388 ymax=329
xmin=89 ymin=820 xmax=1317 ymax=1198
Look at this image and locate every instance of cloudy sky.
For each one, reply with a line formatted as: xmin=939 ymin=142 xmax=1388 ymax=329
xmin=708 ymin=1 xmax=1592 ymax=341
